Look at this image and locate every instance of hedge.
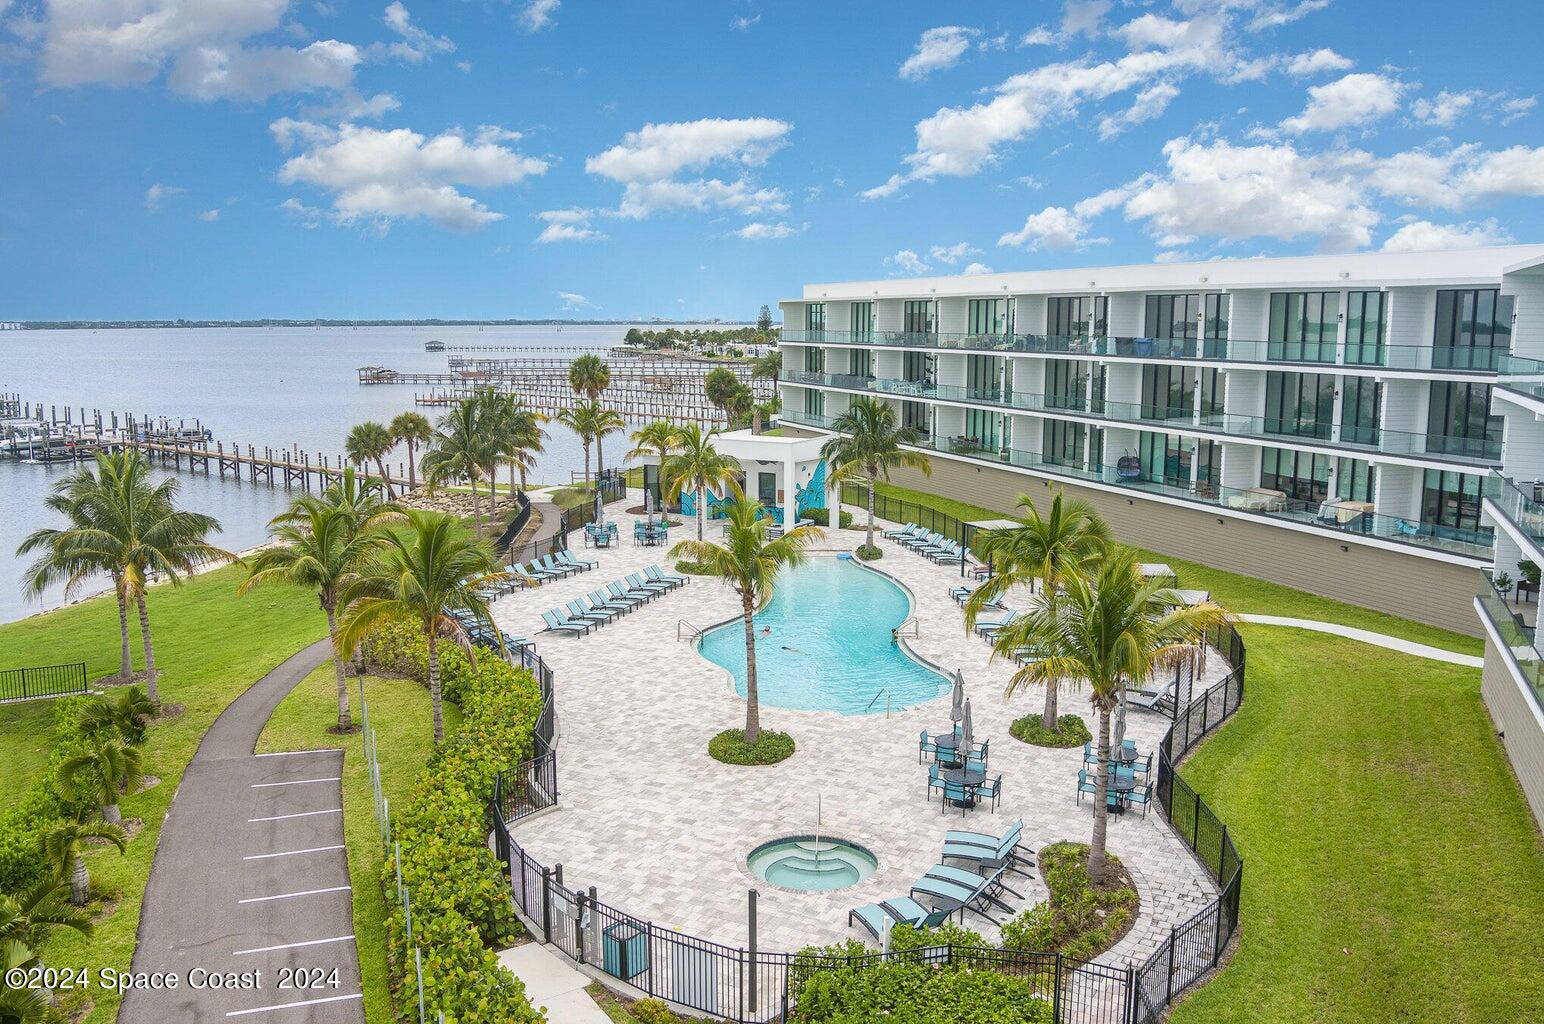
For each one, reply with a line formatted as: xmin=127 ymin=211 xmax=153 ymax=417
xmin=362 ymin=618 xmax=547 ymax=1024
xmin=0 ymin=696 xmax=97 ymax=895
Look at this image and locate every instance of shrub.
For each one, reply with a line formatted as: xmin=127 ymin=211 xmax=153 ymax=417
xmin=855 ymin=544 xmax=883 ymax=561
xmin=999 ymin=843 xmax=1138 ymax=962
xmin=0 ymin=696 xmax=99 ymax=895
xmin=1009 ymin=714 xmax=1091 ymax=749
xmin=707 ymin=728 xmax=795 ymax=765
xmin=674 ymin=560 xmax=717 ymax=576
xmin=630 ymin=998 xmax=684 ymax=1024
xmin=802 ymin=508 xmax=853 ymax=529
xmin=369 ymin=616 xmax=546 ymax=1024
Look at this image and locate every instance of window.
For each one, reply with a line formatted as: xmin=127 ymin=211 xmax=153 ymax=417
xmin=964 ymin=409 xmax=1001 ymax=450
xmin=1046 ymin=359 xmax=1086 ymax=410
xmin=1261 ymin=447 xmax=1329 ymax=503
xmin=803 ymin=346 xmax=825 ymax=374
xmin=1144 ymin=294 xmax=1199 ymax=340
xmin=1345 ymin=291 xmax=1385 ymax=365
xmin=1140 ymin=365 xmax=1196 ymax=420
xmin=903 ymin=351 xmax=931 ymax=383
xmin=757 ymin=472 xmax=776 ymax=504
xmin=1434 ymin=288 xmax=1513 ymax=370
xmin=1048 ymin=296 xmax=1107 ymax=337
xmin=1204 ymin=294 xmax=1230 ymax=356
xmin=903 ymin=299 xmax=934 ymax=335
xmin=902 ymin=401 xmax=929 ymax=432
xmin=1341 ymin=376 xmax=1382 ymax=447
xmin=1194 ymin=440 xmax=1220 ymax=489
xmin=1426 ymin=381 xmax=1501 ymax=453
xmin=1137 ymin=432 xmax=1192 ymax=487
xmin=966 ymin=355 xmax=1001 ymax=400
xmin=848 ymin=348 xmax=874 ymax=378
xmin=1422 ymin=470 xmax=1489 ymax=535
xmin=805 ymin=303 xmax=826 ymax=335
xmin=1263 ymin=372 xmax=1334 ymax=440
xmin=1268 ymin=291 xmax=1340 ymax=363
xmin=968 ymin=298 xmax=1005 ymax=335
xmin=1198 ymin=368 xmax=1224 ymax=418
xmin=1335 ymin=458 xmax=1375 ymax=503
xmin=850 ymin=302 xmax=873 ymax=337
xmin=1090 ymin=364 xmax=1108 ymax=415
xmin=1044 ymin=420 xmax=1085 ymax=463
xmin=802 ymin=388 xmax=824 ymax=417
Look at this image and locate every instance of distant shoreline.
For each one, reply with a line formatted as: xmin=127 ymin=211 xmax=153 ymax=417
xmin=0 ymin=319 xmax=757 ymax=330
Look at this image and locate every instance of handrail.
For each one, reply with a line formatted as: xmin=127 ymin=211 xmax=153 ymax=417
xmin=863 ymin=688 xmax=893 ymax=717
xmin=893 ymin=616 xmax=920 ymax=640
xmin=677 ymin=619 xmax=705 ymax=641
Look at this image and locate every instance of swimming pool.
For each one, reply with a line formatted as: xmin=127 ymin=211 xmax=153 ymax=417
xmin=697 ymin=557 xmax=951 ymax=714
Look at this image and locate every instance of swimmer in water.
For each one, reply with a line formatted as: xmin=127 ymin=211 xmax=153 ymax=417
xmin=782 ymin=645 xmax=806 ymax=655
xmin=760 ymin=626 xmax=772 ymax=637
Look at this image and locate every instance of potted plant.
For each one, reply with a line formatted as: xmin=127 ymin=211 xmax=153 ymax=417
xmin=1494 ymin=571 xmax=1515 ymax=602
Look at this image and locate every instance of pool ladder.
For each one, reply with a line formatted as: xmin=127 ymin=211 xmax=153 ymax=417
xmin=864 ymin=689 xmax=893 ymax=718
xmin=893 ymin=616 xmax=921 ymax=640
xmin=676 ymin=619 xmax=705 ymax=641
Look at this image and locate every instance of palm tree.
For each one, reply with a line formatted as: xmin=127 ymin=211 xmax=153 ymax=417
xmin=703 ymin=367 xmax=741 ymax=417
xmin=590 ymin=405 xmax=626 ymax=479
xmin=669 ymin=499 xmax=821 ymax=744
xmin=568 ymin=353 xmax=611 ymax=400
xmin=661 ymin=424 xmax=743 ymax=540
xmin=0 ymin=876 xmax=93 ymax=964
xmin=19 ymin=452 xmax=224 ymax=702
xmin=77 ymin=686 xmax=155 ymax=747
xmin=751 ymin=349 xmax=782 ymax=384
xmin=1008 ymin=548 xmax=1230 ymax=881
xmin=628 ymin=421 xmax=682 ymax=509
xmin=965 ymin=491 xmax=1110 ymax=733
xmin=297 ymin=466 xmax=392 ymax=532
xmin=557 ymin=401 xmax=609 ymax=486
xmin=346 ymin=420 xmax=398 ymax=499
xmin=390 ymin=412 xmax=434 ymax=493
xmin=482 ymin=393 xmax=547 ymax=498
xmin=421 ymin=397 xmax=495 ymax=535
xmin=56 ymin=737 xmax=144 ymax=824
xmin=337 ymin=511 xmax=508 ymax=744
xmin=750 ymin=396 xmax=781 ymax=435
xmin=38 ymin=817 xmax=127 ymax=906
xmin=821 ymin=397 xmax=933 ymax=551
xmin=239 ymin=500 xmax=388 ymax=731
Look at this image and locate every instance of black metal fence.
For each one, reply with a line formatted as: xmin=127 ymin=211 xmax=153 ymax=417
xmin=840 ymin=482 xmax=982 ymax=575
xmin=0 ymin=661 xmax=88 ymax=702
xmin=495 ymin=489 xmax=534 ymax=553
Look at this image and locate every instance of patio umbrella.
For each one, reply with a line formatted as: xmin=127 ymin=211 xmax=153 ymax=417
xmin=1112 ymin=687 xmax=1128 ymax=750
xmin=960 ymin=699 xmax=975 ymax=761
xmin=950 ymin=671 xmax=965 ymax=725
xmin=594 ymin=486 xmax=605 ymax=528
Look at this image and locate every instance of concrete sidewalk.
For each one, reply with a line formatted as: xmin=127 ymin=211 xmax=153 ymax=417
xmin=497 ymin=943 xmax=610 ymax=1023
xmin=1235 ymin=613 xmax=1483 ymax=667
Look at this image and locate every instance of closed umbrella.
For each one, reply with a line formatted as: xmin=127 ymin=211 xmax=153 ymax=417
xmin=594 ymin=486 xmax=605 ymax=529
xmin=1112 ymin=685 xmax=1128 ymax=751
xmin=950 ymin=671 xmax=965 ymax=725
xmin=960 ymin=699 xmax=975 ymax=763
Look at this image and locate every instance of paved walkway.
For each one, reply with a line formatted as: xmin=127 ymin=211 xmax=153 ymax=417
xmin=1235 ymin=614 xmax=1483 ymax=667
xmin=496 ymin=944 xmax=609 ymax=1023
xmin=122 ymin=639 xmax=367 ymax=1024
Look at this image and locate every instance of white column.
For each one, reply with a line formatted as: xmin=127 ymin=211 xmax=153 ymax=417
xmin=784 ymin=454 xmax=797 ymax=531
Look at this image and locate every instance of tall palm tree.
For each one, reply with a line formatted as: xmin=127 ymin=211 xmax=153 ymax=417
xmin=590 ymin=405 xmax=625 ymax=479
xmin=38 ymin=817 xmax=127 ymax=906
xmin=56 ymin=737 xmax=144 ymax=824
xmin=421 ymin=397 xmax=495 ymax=535
xmin=751 ymin=349 xmax=782 ymax=384
xmin=557 ymin=401 xmax=608 ymax=486
xmin=661 ymin=424 xmax=743 ymax=540
xmin=627 ymin=421 xmax=682 ymax=509
xmin=821 ymin=397 xmax=933 ymax=551
xmin=239 ymin=499 xmax=388 ymax=731
xmin=669 ymin=499 xmax=821 ymax=744
xmin=337 ymin=511 xmax=508 ymax=744
xmin=0 ymin=876 xmax=93 ymax=964
xmin=965 ymin=491 xmax=1111 ymax=732
xmin=568 ymin=353 xmax=611 ymax=400
xmin=77 ymin=686 xmax=155 ymax=747
xmin=1008 ymin=548 xmax=1230 ymax=881
xmin=703 ymin=367 xmax=741 ymax=417
xmin=296 ymin=466 xmax=391 ymax=532
xmin=390 ymin=412 xmax=434 ymax=493
xmin=482 ymin=393 xmax=547 ymax=497
xmin=346 ymin=420 xmax=398 ymax=499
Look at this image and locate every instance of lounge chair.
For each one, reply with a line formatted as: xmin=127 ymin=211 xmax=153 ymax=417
xmin=646 ymin=564 xmax=688 ymax=588
xmin=923 ymin=863 xmax=1023 ymax=902
xmin=882 ymin=522 xmax=920 ymax=540
xmin=909 ymin=865 xmax=1014 ymax=923
xmin=626 ymin=572 xmax=672 ymax=595
xmin=927 ymin=541 xmax=963 ymax=563
xmin=541 ymin=609 xmax=590 ymax=637
xmin=950 ymin=585 xmax=1004 ymax=610
xmin=900 ymin=530 xmax=940 ymax=550
xmin=974 ymin=611 xmax=1019 ymax=638
xmin=1128 ymin=680 xmax=1176 ymax=712
xmin=609 ymin=580 xmax=655 ymax=605
xmin=518 ymin=560 xmax=560 ymax=583
xmin=540 ymin=554 xmax=578 ymax=578
xmin=558 ymin=550 xmax=597 ymax=572
xmin=571 ymin=598 xmax=618 ymax=625
xmin=914 ymin=534 xmax=951 ymax=555
xmin=942 ymin=820 xmax=1033 ymax=876
xmin=848 ymin=897 xmax=954 ymax=942
xmin=589 ymin=589 xmax=633 ymax=616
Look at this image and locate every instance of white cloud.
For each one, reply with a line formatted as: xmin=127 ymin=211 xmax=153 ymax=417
xmin=1097 ymin=81 xmax=1179 ymax=140
xmin=1280 ymin=72 xmax=1405 ymax=133
xmin=520 ymin=0 xmax=559 ymax=33
xmin=1368 ymin=143 xmax=1544 ymax=210
xmin=1502 ymin=96 xmax=1538 ymax=125
xmin=1245 ymin=0 xmax=1329 ymax=31
xmin=731 ymin=13 xmax=760 ymax=31
xmin=884 ymin=249 xmax=930 ymax=275
xmin=275 ymin=121 xmax=549 ymax=231
xmin=198 ymin=208 xmax=220 ymax=221
xmin=1381 ymin=219 xmax=1514 ymax=252
xmin=1411 ymin=90 xmax=1478 ymax=128
xmin=1020 ymin=27 xmax=1057 ymax=46
xmin=1153 ymin=249 xmax=1194 ymax=263
xmin=558 ymin=290 xmax=592 ymax=310
xmin=899 ymin=26 xmax=977 ymax=81
xmin=929 ymin=241 xmax=980 ymax=264
xmin=168 ymin=39 xmax=360 ymax=101
xmin=584 ymin=117 xmax=792 ymax=221
xmin=615 ymin=179 xmax=786 ymax=219
xmin=382 ymin=2 xmax=453 ymax=63
xmin=1062 ymin=0 xmax=1111 ymax=38
xmin=1285 ymin=48 xmax=1351 ymax=76
xmin=735 ymin=221 xmax=799 ymax=240
xmin=962 ymin=262 xmax=993 ymax=275
xmin=144 ymin=182 xmax=184 ymax=210
xmin=278 ymin=196 xmax=324 ymax=227
xmin=998 ymin=205 xmax=1105 ymax=251
xmin=535 ymin=208 xmax=604 ymax=243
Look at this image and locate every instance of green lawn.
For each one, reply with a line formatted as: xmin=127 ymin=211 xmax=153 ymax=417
xmin=0 ymin=698 xmax=58 ymax=810
xmin=0 ymin=564 xmax=325 ymax=1024
xmin=862 ymin=481 xmax=1481 ymax=657
xmin=1168 ymin=626 xmax=1544 ymax=1023
xmin=256 ymin=664 xmax=458 ymax=1024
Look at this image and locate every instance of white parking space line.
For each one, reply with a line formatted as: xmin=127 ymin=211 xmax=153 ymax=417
xmin=247 ymin=808 xmax=342 ymax=823
xmin=242 ymin=845 xmax=345 ymax=861
xmin=225 ymin=993 xmax=363 ymax=1017
xmin=238 ymin=885 xmax=351 ymax=905
xmin=253 ymin=750 xmax=340 ymax=758
xmin=232 ymin=934 xmax=355 ymax=957
xmin=250 ymin=777 xmax=342 ymax=789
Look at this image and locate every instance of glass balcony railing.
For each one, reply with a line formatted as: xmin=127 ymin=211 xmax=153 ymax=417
xmin=778 ymin=407 xmax=1494 ymax=561
xmin=779 ymin=330 xmax=1506 ymax=373
xmin=781 ymin=371 xmax=1502 ymax=463
xmin=1475 ymin=576 xmax=1544 ymax=710
xmin=1483 ymin=474 xmax=1544 ymax=546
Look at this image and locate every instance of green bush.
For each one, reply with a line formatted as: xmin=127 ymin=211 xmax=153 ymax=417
xmin=369 ymin=617 xmax=546 ymax=1024
xmin=674 ymin=560 xmax=717 ymax=576
xmin=0 ymin=696 xmax=98 ymax=895
xmin=707 ymin=728 xmax=795 ymax=765
xmin=1009 ymin=714 xmax=1091 ymax=749
xmin=802 ymin=508 xmax=853 ymax=529
xmin=630 ymin=998 xmax=685 ymax=1024
xmin=855 ymin=544 xmax=883 ymax=561
xmin=1000 ymin=843 xmax=1138 ymax=962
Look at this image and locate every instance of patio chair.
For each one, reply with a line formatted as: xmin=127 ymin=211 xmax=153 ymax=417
xmin=558 ymin=550 xmax=597 ymax=571
xmin=923 ymin=863 xmax=1023 ymax=902
xmin=918 ymin=729 xmax=938 ymax=763
xmin=589 ymin=589 xmax=633 ymax=616
xmin=927 ymin=541 xmax=963 ymax=564
xmin=566 ymin=599 xmax=612 ymax=627
xmin=915 ymin=536 xmax=953 ymax=557
xmin=974 ymin=611 xmax=1019 ymax=638
xmin=1127 ymin=782 xmax=1154 ymax=818
xmin=1075 ymin=769 xmax=1097 ymax=803
xmin=646 ymin=564 xmax=688 ymax=588
xmin=848 ymin=897 xmax=954 ymax=942
xmin=539 ymin=554 xmax=578 ymax=578
xmin=518 ymin=560 xmax=561 ymax=583
xmin=909 ymin=865 xmax=1014 ymax=924
xmin=926 ymin=763 xmax=944 ymax=802
xmin=900 ymin=530 xmax=940 ymax=550
xmin=626 ymin=572 xmax=672 ymax=596
xmin=1128 ymin=680 xmax=1176 ymax=712
xmin=942 ymin=820 xmax=1034 ymax=877
xmin=540 ymin=609 xmax=591 ymax=637
xmin=574 ymin=597 xmax=620 ymax=624
xmin=940 ymin=779 xmax=972 ymax=816
xmin=882 ymin=522 xmax=919 ymax=540
xmin=964 ymin=754 xmax=987 ymax=775
xmin=609 ymin=579 xmax=655 ymax=605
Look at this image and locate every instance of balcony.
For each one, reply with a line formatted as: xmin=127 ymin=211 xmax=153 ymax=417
xmin=781 ymin=371 xmax=1503 ymax=465
xmin=1484 ymin=474 xmax=1544 ymax=548
xmin=1475 ymin=576 xmax=1544 ymax=710
xmin=779 ymin=330 xmax=1505 ymax=374
xmin=778 ymin=407 xmax=1493 ymax=561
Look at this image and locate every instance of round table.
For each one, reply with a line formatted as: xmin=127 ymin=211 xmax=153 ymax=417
xmin=1108 ymin=774 xmax=1138 ymax=813
xmin=933 ymin=732 xmax=963 ymax=765
xmin=941 ymin=767 xmax=986 ymax=807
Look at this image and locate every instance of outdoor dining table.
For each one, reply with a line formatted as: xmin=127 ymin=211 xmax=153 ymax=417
xmin=941 ymin=767 xmax=986 ymax=807
xmin=932 ymin=732 xmax=965 ymax=766
xmin=1107 ymin=774 xmax=1138 ymax=812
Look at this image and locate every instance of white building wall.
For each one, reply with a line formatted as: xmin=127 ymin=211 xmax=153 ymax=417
xmin=1011 ymin=354 xmax=1046 ymax=396
xmin=937 ymin=298 xmax=968 ymax=334
xmin=1106 ymin=363 xmax=1142 ymax=406
xmin=1107 ymin=293 xmax=1143 ymax=336
xmin=1220 ymin=442 xmax=1261 ymax=490
xmin=934 ymin=404 xmax=965 ymax=439
xmin=1382 ymin=378 xmax=1424 ymax=436
xmin=1225 ymin=368 xmax=1265 ymax=418
xmin=1387 ymin=287 xmax=1436 ymax=364
xmin=875 ymin=349 xmax=903 ymax=379
xmin=875 ymin=299 xmax=905 ymax=333
xmin=1228 ymin=290 xmax=1270 ymax=343
xmin=1499 ymin=404 xmax=1544 ymax=483
xmin=937 ymin=353 xmax=966 ymax=388
xmin=1014 ymin=295 xmax=1046 ymax=334
xmin=1012 ymin=413 xmax=1041 ymax=456
xmin=1504 ymin=272 xmax=1544 ymax=362
xmin=1375 ymin=464 xmax=1422 ymax=522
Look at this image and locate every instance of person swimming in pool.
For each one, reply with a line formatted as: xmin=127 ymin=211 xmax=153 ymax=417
xmin=760 ymin=626 xmax=772 ymax=637
xmin=781 ymin=645 xmax=806 ymax=654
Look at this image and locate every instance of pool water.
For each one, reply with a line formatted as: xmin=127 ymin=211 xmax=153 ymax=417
xmin=698 ymin=557 xmax=950 ymax=714
xmin=747 ymin=837 xmax=878 ymax=892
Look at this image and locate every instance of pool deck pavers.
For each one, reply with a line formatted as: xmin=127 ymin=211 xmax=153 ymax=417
xmin=492 ymin=491 xmax=1223 ymax=966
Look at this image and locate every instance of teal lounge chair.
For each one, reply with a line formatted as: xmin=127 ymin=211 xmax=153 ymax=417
xmin=541 ymin=609 xmax=590 ymax=637
xmin=520 ymin=560 xmax=560 ymax=582
xmin=848 ymin=897 xmax=953 ymax=942
xmin=540 ymin=554 xmax=578 ymax=578
xmin=923 ymin=863 xmax=1023 ymax=902
xmin=909 ymin=865 xmax=1014 ymax=924
xmin=589 ymin=589 xmax=633 ymax=616
xmin=558 ymin=550 xmax=597 ymax=571
xmin=942 ymin=821 xmax=1031 ymax=875
xmin=882 ymin=522 xmax=919 ymax=540
xmin=646 ymin=564 xmax=688 ymax=588
xmin=609 ymin=579 xmax=655 ymax=604
xmin=626 ymin=572 xmax=672 ymax=595
xmin=974 ymin=611 xmax=1019 ymax=638
xmin=570 ymin=598 xmax=616 ymax=625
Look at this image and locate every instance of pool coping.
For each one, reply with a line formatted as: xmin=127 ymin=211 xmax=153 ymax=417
xmin=736 ymin=832 xmax=888 ymax=897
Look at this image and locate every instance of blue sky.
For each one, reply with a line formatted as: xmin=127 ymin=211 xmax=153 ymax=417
xmin=1 ymin=0 xmax=1542 ymax=321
